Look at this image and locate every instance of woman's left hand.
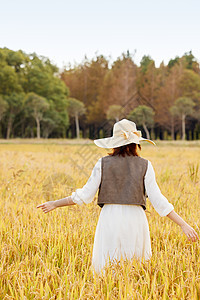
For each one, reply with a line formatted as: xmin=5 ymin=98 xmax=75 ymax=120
xmin=181 ymin=223 xmax=199 ymax=242
xmin=37 ymin=201 xmax=56 ymax=213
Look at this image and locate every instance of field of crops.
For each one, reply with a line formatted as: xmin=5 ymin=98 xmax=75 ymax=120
xmin=0 ymin=140 xmax=199 ymax=299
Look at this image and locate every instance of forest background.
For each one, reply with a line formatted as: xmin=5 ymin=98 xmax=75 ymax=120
xmin=1 ymin=47 xmax=200 ymax=141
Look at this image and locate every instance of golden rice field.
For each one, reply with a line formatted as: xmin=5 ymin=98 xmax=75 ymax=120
xmin=0 ymin=139 xmax=199 ymax=299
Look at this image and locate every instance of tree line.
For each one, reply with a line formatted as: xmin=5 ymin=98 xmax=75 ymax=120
xmin=0 ymin=48 xmax=70 ymax=139
xmin=0 ymin=47 xmax=200 ymax=140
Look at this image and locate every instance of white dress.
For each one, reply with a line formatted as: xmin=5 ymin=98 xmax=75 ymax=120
xmin=71 ymin=157 xmax=174 ymax=273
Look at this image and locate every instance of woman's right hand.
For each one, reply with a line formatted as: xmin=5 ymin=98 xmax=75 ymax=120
xmin=37 ymin=201 xmax=57 ymax=214
xmin=181 ymin=223 xmax=199 ymax=242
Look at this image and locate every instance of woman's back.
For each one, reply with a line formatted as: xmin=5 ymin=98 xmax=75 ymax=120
xmin=98 ymin=155 xmax=148 ymax=210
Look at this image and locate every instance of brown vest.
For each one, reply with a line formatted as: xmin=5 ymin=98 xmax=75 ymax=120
xmin=97 ymin=155 xmax=148 ymax=210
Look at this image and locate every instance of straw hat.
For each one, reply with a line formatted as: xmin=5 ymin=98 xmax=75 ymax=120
xmin=94 ymin=119 xmax=156 ymax=148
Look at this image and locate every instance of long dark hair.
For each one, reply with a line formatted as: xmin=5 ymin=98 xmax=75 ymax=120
xmin=108 ymin=143 xmax=141 ymax=157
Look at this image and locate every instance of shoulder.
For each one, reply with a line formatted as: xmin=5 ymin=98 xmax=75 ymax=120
xmin=144 ymin=159 xmax=155 ymax=178
xmin=92 ymin=157 xmax=102 ymax=170
xmin=132 ymin=156 xmax=149 ymax=170
xmin=94 ymin=156 xmax=111 ymax=167
xmin=95 ymin=157 xmax=102 ymax=165
xmin=101 ymin=155 xmax=111 ymax=161
xmin=101 ymin=155 xmax=113 ymax=164
xmin=137 ymin=157 xmax=153 ymax=167
xmin=102 ymin=155 xmax=148 ymax=163
xmin=136 ymin=156 xmax=148 ymax=164
xmin=145 ymin=159 xmax=153 ymax=168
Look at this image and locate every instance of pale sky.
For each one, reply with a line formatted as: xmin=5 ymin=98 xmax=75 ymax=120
xmin=1 ymin=0 xmax=200 ymax=69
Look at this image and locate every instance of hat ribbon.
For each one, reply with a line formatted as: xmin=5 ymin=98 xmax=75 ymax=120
xmin=121 ymin=130 xmax=141 ymax=140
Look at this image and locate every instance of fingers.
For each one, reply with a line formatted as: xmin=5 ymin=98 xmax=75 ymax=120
xmin=192 ymin=229 xmax=199 ymax=241
xmin=193 ymin=230 xmax=199 ymax=240
xmin=37 ymin=203 xmax=46 ymax=208
xmin=40 ymin=207 xmax=50 ymax=213
xmin=186 ymin=229 xmax=199 ymax=242
xmin=37 ymin=203 xmax=50 ymax=213
xmin=182 ymin=224 xmax=199 ymax=242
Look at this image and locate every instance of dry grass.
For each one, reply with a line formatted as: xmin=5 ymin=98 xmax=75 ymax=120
xmin=0 ymin=140 xmax=199 ymax=299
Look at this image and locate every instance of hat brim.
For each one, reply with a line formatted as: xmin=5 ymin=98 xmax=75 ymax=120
xmin=94 ymin=136 xmax=156 ymax=148
xmin=139 ymin=137 xmax=156 ymax=146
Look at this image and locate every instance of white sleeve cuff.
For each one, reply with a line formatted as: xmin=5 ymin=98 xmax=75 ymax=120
xmin=159 ymin=204 xmax=174 ymax=217
xmin=71 ymin=190 xmax=85 ymax=206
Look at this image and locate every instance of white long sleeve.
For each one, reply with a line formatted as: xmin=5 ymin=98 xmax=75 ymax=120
xmin=71 ymin=158 xmax=174 ymax=217
xmin=71 ymin=158 xmax=102 ymax=205
xmin=144 ymin=161 xmax=174 ymax=216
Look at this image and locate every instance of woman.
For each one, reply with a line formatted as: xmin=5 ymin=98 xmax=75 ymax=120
xmin=37 ymin=119 xmax=199 ymax=273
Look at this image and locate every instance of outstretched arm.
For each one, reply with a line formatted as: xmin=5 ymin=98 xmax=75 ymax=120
xmin=166 ymin=210 xmax=199 ymax=242
xmin=37 ymin=196 xmax=75 ymax=213
xmin=145 ymin=160 xmax=199 ymax=242
xmin=37 ymin=157 xmax=102 ymax=213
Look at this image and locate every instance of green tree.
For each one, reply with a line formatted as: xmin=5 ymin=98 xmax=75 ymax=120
xmin=128 ymin=105 xmax=155 ymax=139
xmin=0 ymin=96 xmax=8 ymax=137
xmin=24 ymin=53 xmax=69 ymax=98
xmin=41 ymin=105 xmax=69 ymax=139
xmin=41 ymin=114 xmax=59 ymax=139
xmin=4 ymin=92 xmax=25 ymax=139
xmin=0 ymin=48 xmax=71 ymax=139
xmin=67 ymin=98 xmax=86 ymax=138
xmin=170 ymin=97 xmax=195 ymax=140
xmin=24 ymin=92 xmax=49 ymax=138
xmin=0 ymin=48 xmax=28 ymax=138
xmin=106 ymin=105 xmax=124 ymax=122
xmin=0 ymin=96 xmax=8 ymax=121
xmin=0 ymin=48 xmax=28 ymax=92
xmin=0 ymin=65 xmax=22 ymax=95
